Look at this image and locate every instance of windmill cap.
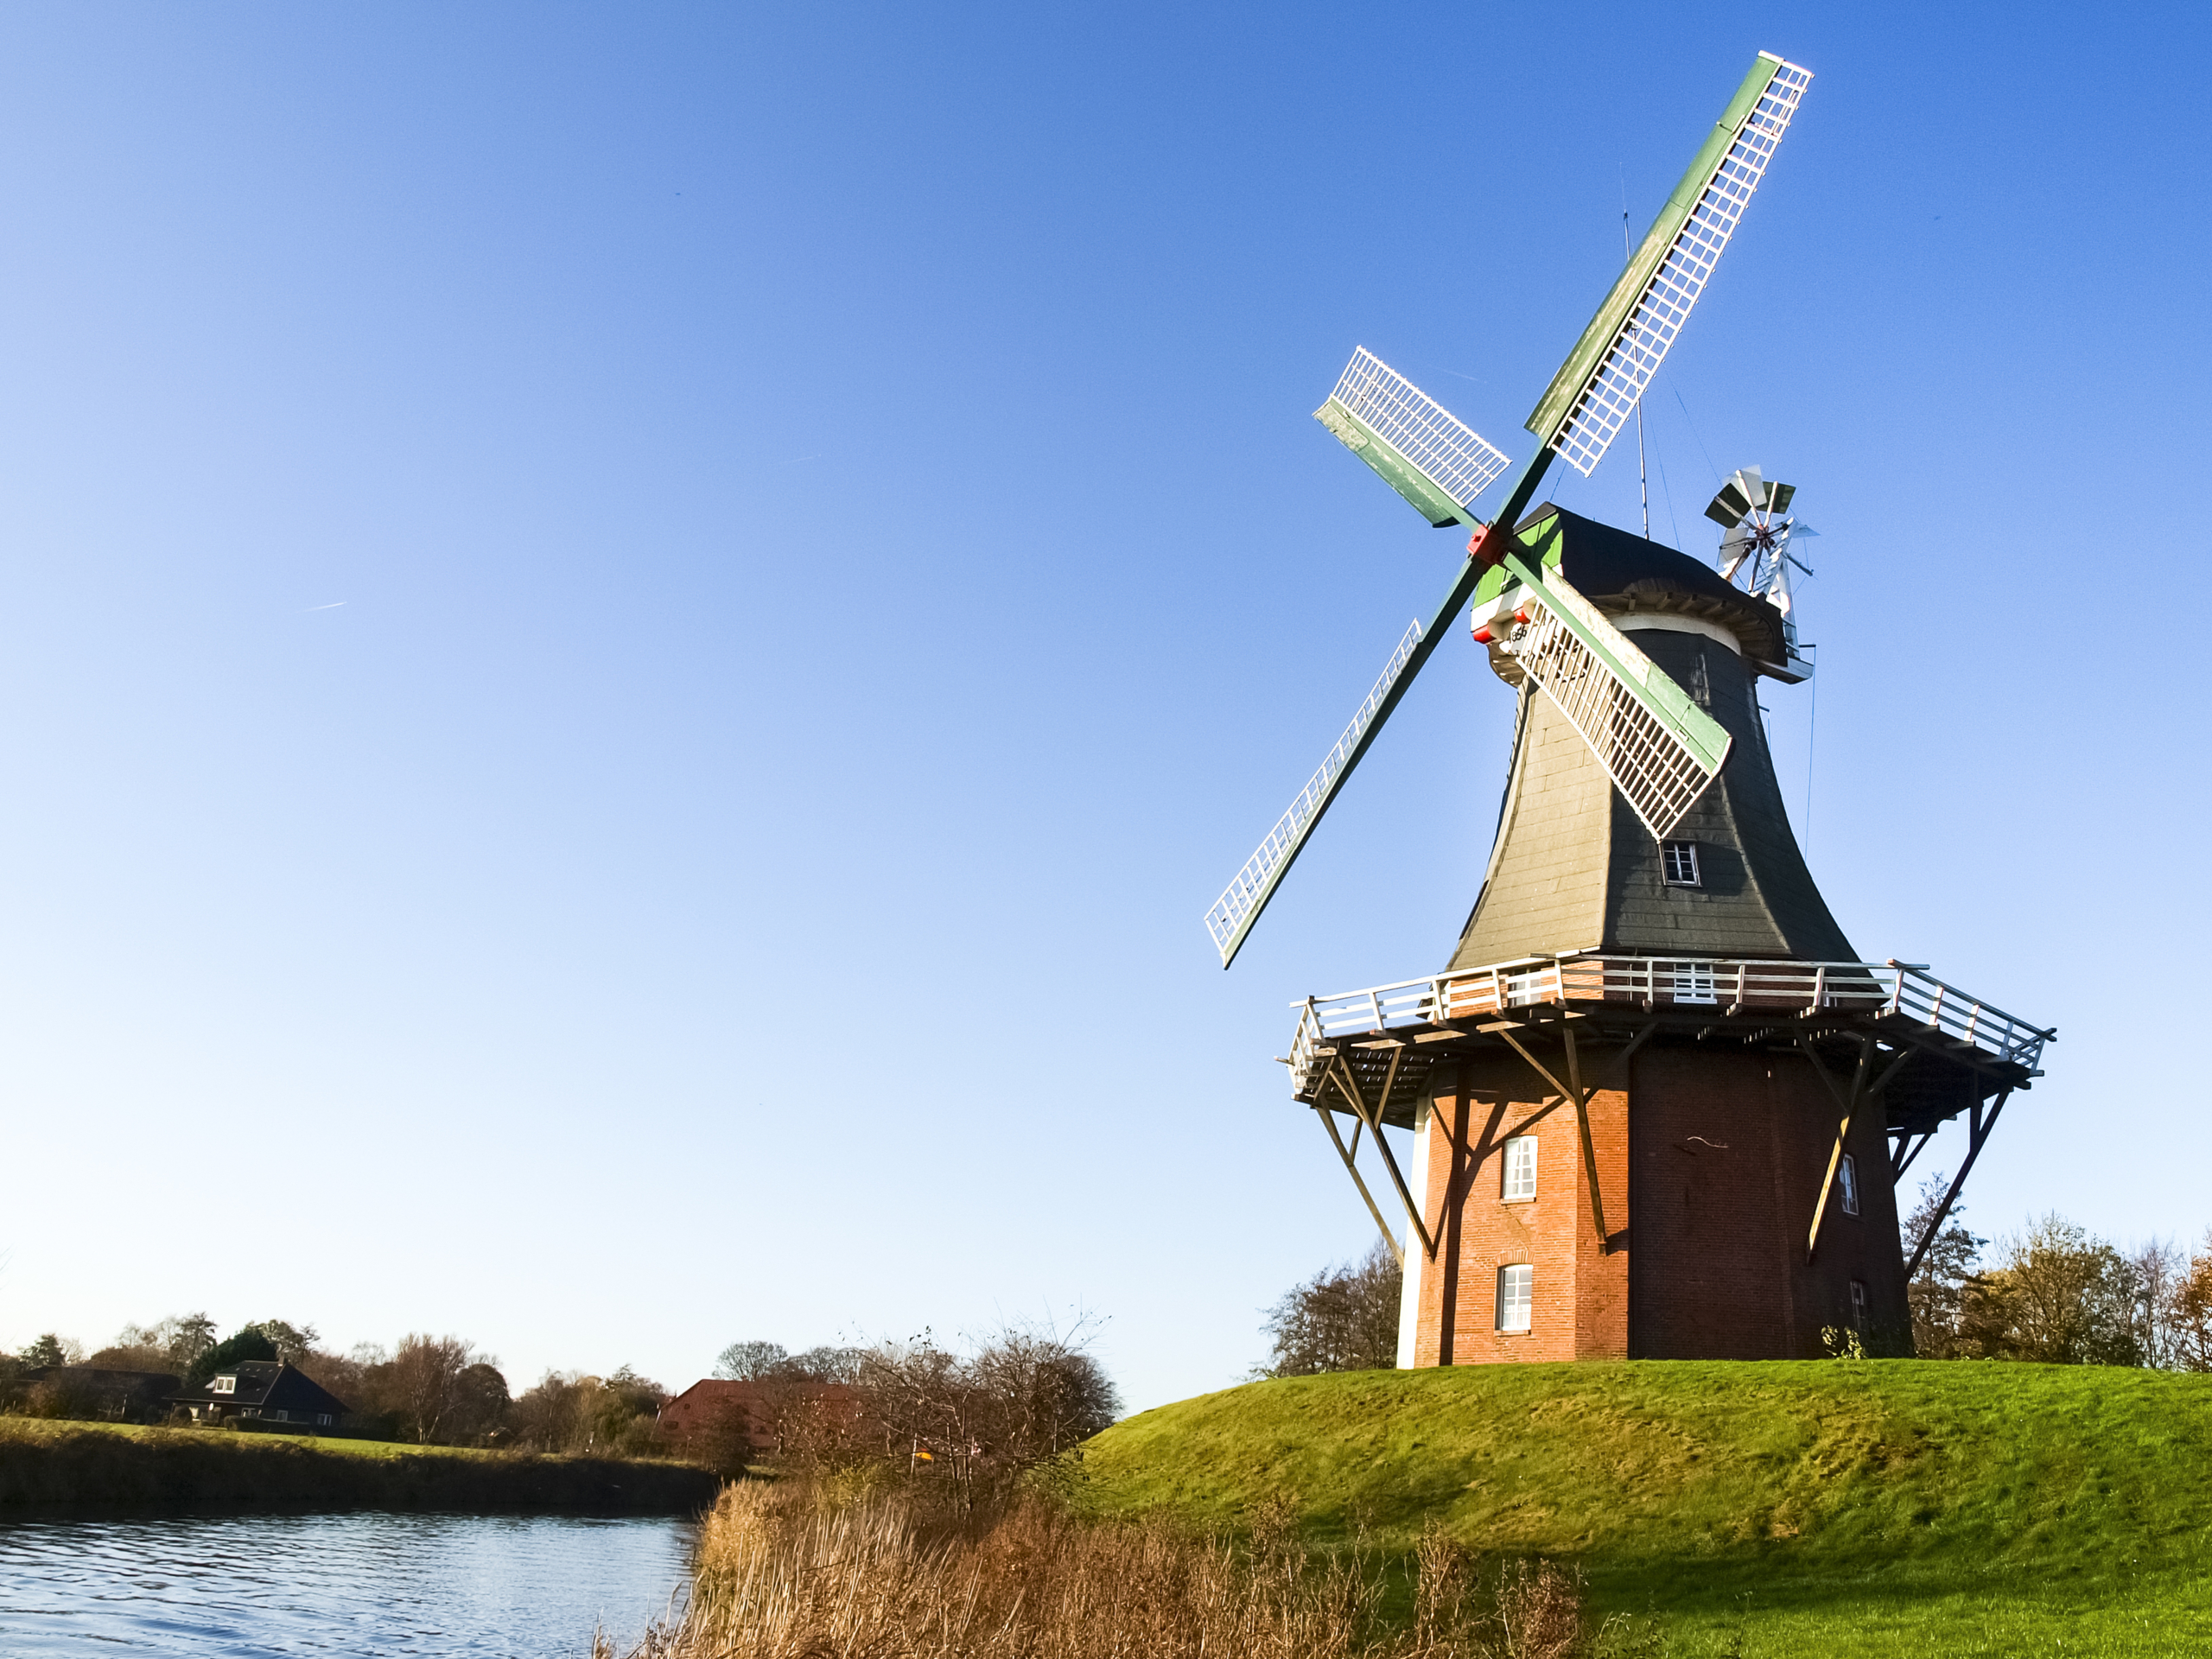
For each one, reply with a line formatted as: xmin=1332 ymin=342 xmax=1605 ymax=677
xmin=1510 ymin=505 xmax=1796 ymax=674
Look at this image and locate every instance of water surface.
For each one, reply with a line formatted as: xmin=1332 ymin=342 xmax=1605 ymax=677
xmin=0 ymin=1511 xmax=693 ymax=1656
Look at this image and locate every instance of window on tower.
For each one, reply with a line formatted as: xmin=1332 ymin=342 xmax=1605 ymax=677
xmin=1840 ymin=1154 xmax=1860 ymax=1217
xmin=1849 ymin=1280 xmax=1869 ymax=1330
xmin=1503 ymin=1135 xmax=1537 ymax=1202
xmin=1661 ymin=841 xmax=1701 ymax=886
xmin=1497 ymin=1264 xmax=1534 ymax=1332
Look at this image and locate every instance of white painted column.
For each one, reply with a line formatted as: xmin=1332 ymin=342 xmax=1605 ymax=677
xmin=1395 ymin=1099 xmax=1433 ymax=1369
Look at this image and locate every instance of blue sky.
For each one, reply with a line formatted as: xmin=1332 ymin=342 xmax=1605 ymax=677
xmin=0 ymin=3 xmax=2203 ymax=1413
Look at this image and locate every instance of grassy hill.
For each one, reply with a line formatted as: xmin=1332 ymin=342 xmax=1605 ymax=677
xmin=1076 ymin=1361 xmax=2212 ymax=1657
xmin=0 ymin=1416 xmax=718 ymax=1512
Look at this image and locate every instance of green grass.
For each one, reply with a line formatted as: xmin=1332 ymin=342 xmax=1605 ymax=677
xmin=0 ymin=1415 xmax=719 ymax=1513
xmin=1076 ymin=1361 xmax=2212 ymax=1657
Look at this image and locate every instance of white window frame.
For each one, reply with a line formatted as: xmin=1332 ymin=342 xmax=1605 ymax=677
xmin=1503 ymin=1135 xmax=1538 ymax=1202
xmin=1840 ymin=1153 xmax=1860 ymax=1217
xmin=1496 ymin=1263 xmax=1534 ymax=1333
xmin=1661 ymin=840 xmax=1701 ymax=887
xmin=1662 ymin=959 xmax=1717 ymax=1005
xmin=210 ymin=1376 xmax=235 ymax=1395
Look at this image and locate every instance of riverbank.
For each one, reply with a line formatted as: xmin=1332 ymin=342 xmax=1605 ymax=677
xmin=0 ymin=1417 xmax=720 ymax=1513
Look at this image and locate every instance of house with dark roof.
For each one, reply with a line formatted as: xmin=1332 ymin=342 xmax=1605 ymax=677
xmin=171 ymin=1361 xmax=349 ymax=1430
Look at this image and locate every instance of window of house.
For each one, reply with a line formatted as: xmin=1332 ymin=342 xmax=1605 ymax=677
xmin=241 ymin=1408 xmax=260 ymax=1420
xmin=1497 ymin=1264 xmax=1534 ymax=1333
xmin=1849 ymin=1280 xmax=1868 ymax=1329
xmin=1840 ymin=1154 xmax=1860 ymax=1217
xmin=1661 ymin=841 xmax=1701 ymax=887
xmin=316 ymin=1413 xmax=334 ymax=1427
xmin=1503 ymin=1135 xmax=1538 ymax=1202
xmin=211 ymin=1376 xmax=235 ymax=1395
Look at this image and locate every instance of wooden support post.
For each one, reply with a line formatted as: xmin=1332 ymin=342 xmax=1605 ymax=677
xmin=1484 ymin=1020 xmax=1651 ymax=1255
xmin=1891 ymin=1129 xmax=1933 ymax=1182
xmin=1902 ymin=1089 xmax=2012 ymax=1281
xmin=1313 ymin=1102 xmax=1402 ymax=1268
xmin=1562 ymin=1027 xmax=1608 ymax=1247
xmin=1801 ymin=1031 xmax=1875 ymax=1262
xmin=1329 ymin=1058 xmax=1435 ymax=1260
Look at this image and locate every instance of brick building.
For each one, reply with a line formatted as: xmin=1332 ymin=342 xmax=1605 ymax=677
xmin=1285 ymin=509 xmax=2049 ymax=1363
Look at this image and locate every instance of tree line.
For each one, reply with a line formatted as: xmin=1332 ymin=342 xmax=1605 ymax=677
xmin=696 ymin=1324 xmax=1121 ymax=1497
xmin=1903 ymin=1181 xmax=2212 ymax=1367
xmin=1 ymin=1312 xmax=1125 ymax=1487
xmin=1255 ymin=1183 xmax=2212 ymax=1376
xmin=1 ymin=1314 xmax=672 ymax=1452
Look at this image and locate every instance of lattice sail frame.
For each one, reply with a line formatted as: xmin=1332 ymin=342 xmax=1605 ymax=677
xmin=1497 ymin=565 xmax=1732 ymax=840
xmin=1534 ymin=54 xmax=1813 ymax=476
xmin=1315 ymin=349 xmax=1512 ymax=526
xmin=1205 ymin=619 xmax=1426 ymax=963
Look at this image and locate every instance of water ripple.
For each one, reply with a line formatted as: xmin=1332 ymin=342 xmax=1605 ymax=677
xmin=0 ymin=1512 xmax=694 ymax=1657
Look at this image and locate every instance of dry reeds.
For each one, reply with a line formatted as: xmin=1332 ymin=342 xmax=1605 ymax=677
xmin=607 ymin=1483 xmax=1617 ymax=1659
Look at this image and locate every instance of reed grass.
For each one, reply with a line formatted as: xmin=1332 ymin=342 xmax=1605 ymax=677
xmin=608 ymin=1481 xmax=1634 ymax=1659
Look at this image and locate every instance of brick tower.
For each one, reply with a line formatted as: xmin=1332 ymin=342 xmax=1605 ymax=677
xmin=1202 ymin=50 xmax=2051 ymax=1363
xmin=1276 ymin=505 xmax=2049 ymax=1363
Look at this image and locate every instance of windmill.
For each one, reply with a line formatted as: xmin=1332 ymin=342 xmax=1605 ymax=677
xmin=1205 ymin=53 xmax=1812 ymax=970
xmin=1706 ymin=466 xmax=1814 ymax=681
xmin=1205 ymin=52 xmax=2054 ymax=1366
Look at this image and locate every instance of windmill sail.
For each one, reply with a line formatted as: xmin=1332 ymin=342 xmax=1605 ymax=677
xmin=1528 ymin=53 xmax=1812 ymax=476
xmin=1316 ymin=349 xmax=1513 ymax=526
xmin=1495 ymin=557 xmax=1732 ymax=840
xmin=1205 ymin=619 xmax=1425 ymax=967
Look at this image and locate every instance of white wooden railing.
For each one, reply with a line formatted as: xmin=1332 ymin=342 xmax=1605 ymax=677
xmin=1288 ymin=954 xmax=2052 ymax=1099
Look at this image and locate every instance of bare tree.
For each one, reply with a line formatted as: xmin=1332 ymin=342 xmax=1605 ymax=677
xmin=714 ymin=1341 xmax=789 ymax=1381
xmin=244 ymin=1319 xmax=321 ymax=1366
xmin=964 ymin=1317 xmax=1121 ymax=1464
xmin=2129 ymin=1238 xmax=2189 ymax=1370
xmin=785 ymin=1345 xmax=864 ymax=1383
xmin=1259 ymin=1239 xmax=1402 ymax=1376
xmin=385 ymin=1334 xmax=487 ymax=1444
xmin=831 ymin=1319 xmax=1121 ymax=1503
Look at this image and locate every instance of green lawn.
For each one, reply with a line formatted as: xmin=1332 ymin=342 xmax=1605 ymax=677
xmin=1076 ymin=1362 xmax=2212 ymax=1656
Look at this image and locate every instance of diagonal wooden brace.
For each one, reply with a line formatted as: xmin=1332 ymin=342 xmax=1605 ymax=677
xmin=1484 ymin=1021 xmax=1652 ymax=1254
xmin=1561 ymin=1027 xmax=1609 ymax=1246
xmin=1313 ymin=1102 xmax=1403 ymax=1268
xmin=1800 ymin=1031 xmax=1876 ymax=1262
xmin=1330 ymin=1057 xmax=1436 ymax=1260
xmin=1902 ymin=1088 xmax=2012 ymax=1281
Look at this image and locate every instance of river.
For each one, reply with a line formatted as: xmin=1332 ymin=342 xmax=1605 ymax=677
xmin=0 ymin=1511 xmax=695 ymax=1656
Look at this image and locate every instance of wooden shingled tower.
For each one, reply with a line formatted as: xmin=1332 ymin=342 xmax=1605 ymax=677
xmin=1203 ymin=53 xmax=2053 ymax=1363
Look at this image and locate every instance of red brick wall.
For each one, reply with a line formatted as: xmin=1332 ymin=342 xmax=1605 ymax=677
xmin=1405 ymin=1041 xmax=1910 ymax=1366
xmin=1627 ymin=1045 xmax=1908 ymax=1358
xmin=1412 ymin=1062 xmax=1627 ymax=1365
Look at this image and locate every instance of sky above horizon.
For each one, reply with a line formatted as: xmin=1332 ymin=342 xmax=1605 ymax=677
xmin=1 ymin=2 xmax=2206 ymax=1413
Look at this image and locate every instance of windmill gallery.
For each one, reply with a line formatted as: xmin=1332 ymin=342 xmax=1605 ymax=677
xmin=1206 ymin=53 xmax=2053 ymax=1366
